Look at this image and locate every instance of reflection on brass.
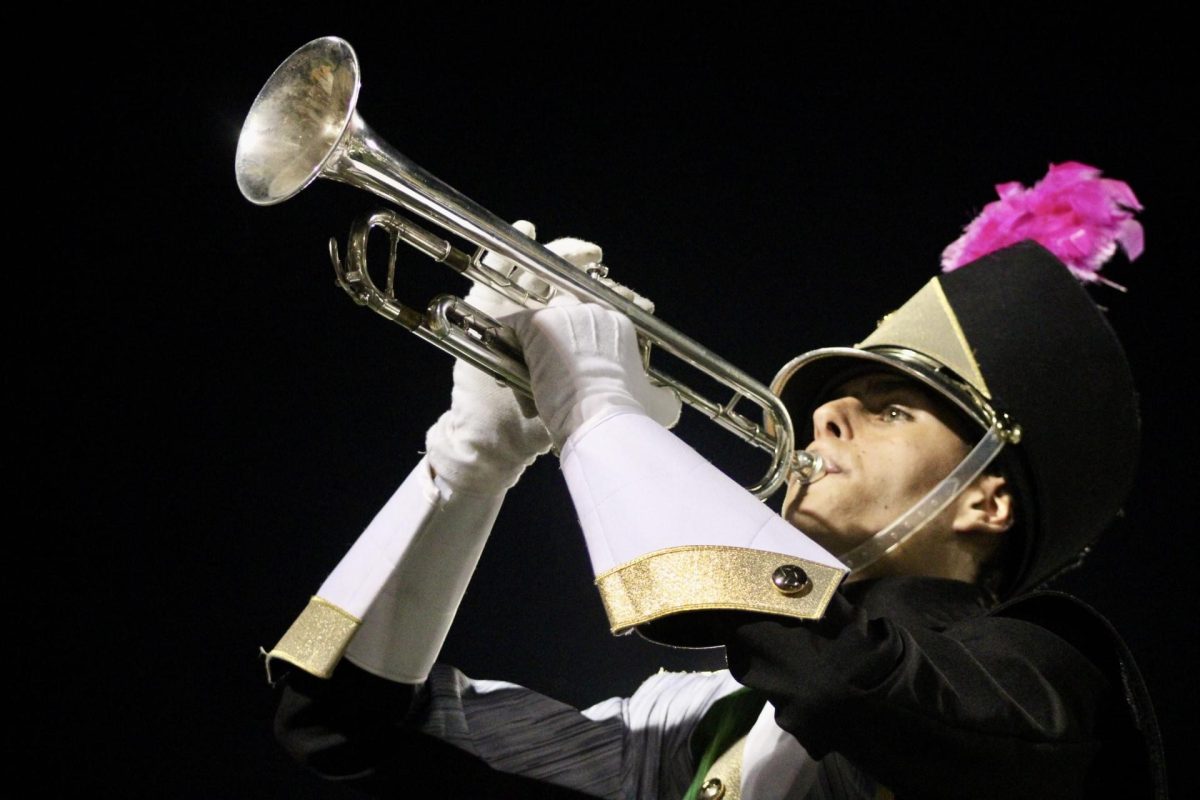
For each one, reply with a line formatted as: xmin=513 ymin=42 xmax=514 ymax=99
xmin=236 ymin=36 xmax=829 ymax=499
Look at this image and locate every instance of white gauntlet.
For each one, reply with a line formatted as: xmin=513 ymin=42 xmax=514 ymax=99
xmin=267 ymin=223 xmax=620 ymax=683
xmin=341 ymin=462 xmax=505 ymax=683
xmin=264 ymin=457 xmax=502 ymax=685
xmin=509 ymin=303 xmax=847 ymax=644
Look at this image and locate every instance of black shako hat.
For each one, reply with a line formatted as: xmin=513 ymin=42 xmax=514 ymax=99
xmin=771 ymin=241 xmax=1140 ymax=597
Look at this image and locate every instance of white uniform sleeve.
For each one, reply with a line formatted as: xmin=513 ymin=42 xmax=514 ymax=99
xmin=561 ymin=412 xmax=843 ymax=575
xmin=336 ymin=457 xmax=506 ymax=684
xmin=553 ymin=412 xmax=846 ymax=644
xmin=264 ymin=455 xmax=505 ymax=685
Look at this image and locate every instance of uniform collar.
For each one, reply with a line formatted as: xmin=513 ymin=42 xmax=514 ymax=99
xmin=840 ymin=576 xmax=993 ymax=631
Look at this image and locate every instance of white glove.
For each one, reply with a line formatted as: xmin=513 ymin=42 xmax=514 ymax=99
xmin=332 ymin=223 xmax=618 ymax=682
xmin=507 ymin=301 xmax=682 ymax=450
xmin=426 ymin=221 xmax=609 ymax=492
xmin=504 ymin=302 xmax=843 ymax=644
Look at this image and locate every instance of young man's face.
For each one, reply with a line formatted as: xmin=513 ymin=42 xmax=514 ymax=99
xmin=782 ymin=370 xmax=975 ymax=557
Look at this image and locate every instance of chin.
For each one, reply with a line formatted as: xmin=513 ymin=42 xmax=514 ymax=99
xmin=783 ymin=508 xmax=840 ymax=551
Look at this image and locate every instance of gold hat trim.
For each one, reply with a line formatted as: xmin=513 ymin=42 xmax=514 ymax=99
xmin=858 ymin=277 xmax=991 ymax=399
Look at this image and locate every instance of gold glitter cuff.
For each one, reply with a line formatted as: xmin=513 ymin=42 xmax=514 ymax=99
xmin=596 ymin=546 xmax=846 ymax=641
xmin=264 ymin=596 xmax=361 ymax=681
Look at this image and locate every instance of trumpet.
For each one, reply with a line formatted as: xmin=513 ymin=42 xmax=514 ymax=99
xmin=235 ymin=36 xmax=823 ymax=498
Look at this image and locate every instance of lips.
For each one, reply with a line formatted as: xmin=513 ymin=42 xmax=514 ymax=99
xmin=805 ymin=446 xmax=843 ymax=475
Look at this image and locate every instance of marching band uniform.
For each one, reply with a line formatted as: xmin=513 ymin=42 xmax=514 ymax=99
xmin=268 ymin=202 xmax=1165 ymax=797
xmin=276 ymin=573 xmax=1148 ymax=799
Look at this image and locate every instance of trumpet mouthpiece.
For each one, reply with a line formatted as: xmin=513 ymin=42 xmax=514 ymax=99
xmin=792 ymin=451 xmax=826 ymax=484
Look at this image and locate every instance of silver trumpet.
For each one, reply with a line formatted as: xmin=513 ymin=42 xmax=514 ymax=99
xmin=235 ymin=36 xmax=823 ymax=498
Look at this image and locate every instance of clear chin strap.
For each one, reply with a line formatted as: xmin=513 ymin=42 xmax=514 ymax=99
xmin=835 ymin=424 xmax=1008 ymax=573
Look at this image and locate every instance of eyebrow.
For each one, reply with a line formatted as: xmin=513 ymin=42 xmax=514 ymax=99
xmin=866 ymin=376 xmax=915 ymax=393
xmin=836 ymin=374 xmax=923 ymax=399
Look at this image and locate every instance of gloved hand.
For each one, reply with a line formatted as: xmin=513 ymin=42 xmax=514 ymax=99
xmin=425 ymin=221 xmax=611 ymax=493
xmin=328 ymin=223 xmax=615 ymax=684
xmin=507 ymin=300 xmax=682 ymax=450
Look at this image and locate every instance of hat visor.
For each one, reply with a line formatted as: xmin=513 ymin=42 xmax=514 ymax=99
xmin=767 ymin=346 xmax=993 ymax=444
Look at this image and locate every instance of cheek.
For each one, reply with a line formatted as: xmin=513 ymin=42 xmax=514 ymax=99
xmin=888 ymin=445 xmax=965 ymax=504
xmin=850 ymin=446 xmax=930 ymax=512
xmin=781 ymin=480 xmax=802 ymax=517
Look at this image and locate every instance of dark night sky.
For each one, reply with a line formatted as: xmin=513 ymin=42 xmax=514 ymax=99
xmin=33 ymin=9 xmax=1194 ymax=797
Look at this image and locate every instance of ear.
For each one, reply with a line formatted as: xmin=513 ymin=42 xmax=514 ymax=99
xmin=951 ymin=473 xmax=1013 ymax=535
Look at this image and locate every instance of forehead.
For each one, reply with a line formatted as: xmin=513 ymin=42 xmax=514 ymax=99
xmin=831 ymin=371 xmax=931 ymax=398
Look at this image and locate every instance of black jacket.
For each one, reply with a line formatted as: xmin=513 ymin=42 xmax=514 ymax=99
xmin=276 ymin=576 xmax=1163 ymax=798
xmin=725 ymin=576 xmax=1164 ymax=798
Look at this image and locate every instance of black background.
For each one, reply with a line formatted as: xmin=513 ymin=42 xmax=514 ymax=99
xmin=34 ymin=9 xmax=1194 ymax=797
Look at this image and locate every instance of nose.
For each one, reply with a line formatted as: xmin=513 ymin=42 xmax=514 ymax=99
xmin=811 ymin=396 xmax=854 ymax=441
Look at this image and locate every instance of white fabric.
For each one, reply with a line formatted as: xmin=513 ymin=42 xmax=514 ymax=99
xmin=311 ymin=450 xmax=850 ymax=795
xmin=589 ymin=669 xmax=742 ymax=798
xmin=333 ymin=226 xmax=617 ymax=681
xmin=508 ymin=301 xmax=681 ymax=448
xmin=424 ymin=220 xmax=552 ymax=493
xmin=418 ymin=664 xmax=851 ymax=800
xmin=560 ymin=411 xmax=845 ymax=576
xmin=419 ymin=664 xmax=742 ymax=799
xmin=424 ymin=353 xmax=550 ymax=493
xmin=317 ymin=457 xmax=442 ymax=620
xmin=314 ymin=457 xmax=504 ymax=683
xmin=426 ymin=222 xmax=626 ymax=492
xmin=742 ymin=701 xmax=818 ymax=800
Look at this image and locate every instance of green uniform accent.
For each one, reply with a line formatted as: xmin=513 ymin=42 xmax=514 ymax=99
xmin=683 ymin=687 xmax=767 ymax=800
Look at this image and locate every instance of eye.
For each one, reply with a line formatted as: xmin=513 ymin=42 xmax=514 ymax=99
xmin=881 ymin=405 xmax=913 ymax=422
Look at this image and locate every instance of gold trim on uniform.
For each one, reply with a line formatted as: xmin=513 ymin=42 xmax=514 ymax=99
xmin=701 ymin=734 xmax=748 ymax=799
xmin=595 ymin=546 xmax=846 ymax=635
xmin=264 ymin=595 xmax=360 ymax=681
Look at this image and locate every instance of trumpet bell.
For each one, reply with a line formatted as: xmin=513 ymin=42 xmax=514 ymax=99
xmin=236 ymin=37 xmax=361 ymax=206
xmin=235 ymin=34 xmax=811 ymax=500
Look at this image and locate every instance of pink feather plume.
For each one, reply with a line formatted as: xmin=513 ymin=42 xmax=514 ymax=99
xmin=941 ymin=162 xmax=1144 ymax=286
